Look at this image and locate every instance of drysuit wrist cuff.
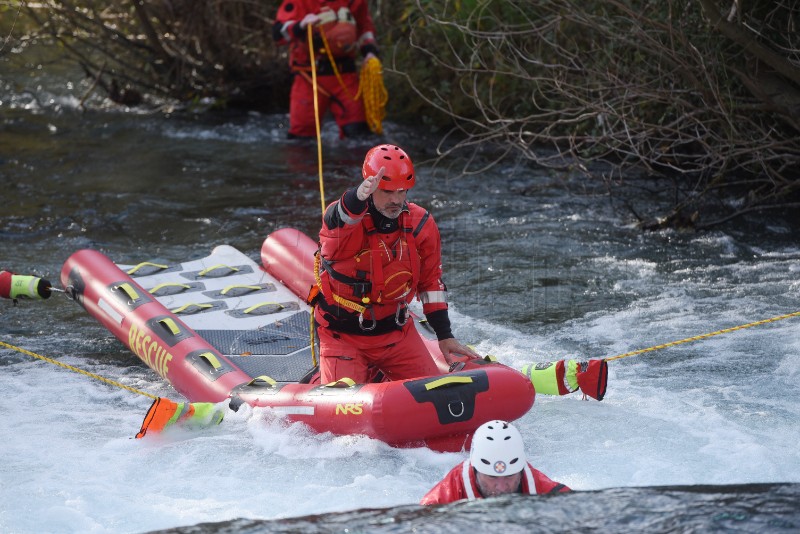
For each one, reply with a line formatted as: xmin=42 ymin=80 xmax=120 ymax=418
xmin=425 ymin=309 xmax=453 ymax=341
xmin=343 ymin=188 xmax=368 ymax=214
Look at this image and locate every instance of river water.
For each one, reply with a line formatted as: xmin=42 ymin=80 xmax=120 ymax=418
xmin=2 ymin=44 xmax=800 ymax=533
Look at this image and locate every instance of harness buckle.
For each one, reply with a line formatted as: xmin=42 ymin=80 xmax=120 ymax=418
xmin=352 ymin=281 xmax=372 ymax=298
xmin=358 ymin=306 xmax=377 ymax=331
xmin=395 ymin=302 xmax=409 ymax=327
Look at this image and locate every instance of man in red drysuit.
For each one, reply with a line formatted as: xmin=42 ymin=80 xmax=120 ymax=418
xmin=312 ymin=144 xmax=479 ymax=383
xmin=420 ymin=420 xmax=571 ymax=505
xmin=272 ymin=0 xmax=379 ymax=139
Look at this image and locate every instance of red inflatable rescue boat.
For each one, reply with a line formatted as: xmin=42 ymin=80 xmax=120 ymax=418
xmin=60 ymin=229 xmax=536 ymax=451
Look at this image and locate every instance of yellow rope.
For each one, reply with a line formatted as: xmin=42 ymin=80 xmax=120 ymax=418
xmin=605 ymin=310 xmax=800 ymax=362
xmin=307 ymin=24 xmax=326 ymax=219
xmin=356 ymin=56 xmax=388 ymax=134
xmin=306 ymin=24 xmax=330 ymax=368
xmin=319 ymin=30 xmax=354 ymax=100
xmin=0 ymin=339 xmax=158 ymax=399
xmin=309 ymin=311 xmax=318 ymax=367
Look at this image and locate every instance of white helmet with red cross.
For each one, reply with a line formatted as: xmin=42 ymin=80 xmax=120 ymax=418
xmin=470 ymin=420 xmax=527 ymax=476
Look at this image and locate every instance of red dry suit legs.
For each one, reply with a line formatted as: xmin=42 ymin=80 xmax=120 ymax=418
xmin=288 ymin=71 xmax=368 ymax=139
xmin=317 ymin=322 xmax=441 ymax=384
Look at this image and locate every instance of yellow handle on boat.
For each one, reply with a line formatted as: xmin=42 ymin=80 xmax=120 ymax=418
xmin=221 ymin=285 xmax=263 ymax=295
xmin=251 ymin=375 xmax=277 ymax=387
xmin=115 ymin=282 xmax=140 ymax=302
xmin=324 ymin=377 xmax=357 ymax=388
xmin=425 ymin=376 xmax=473 ymax=391
xmin=199 ymin=352 xmax=222 ymax=370
xmin=126 ymin=262 xmax=169 ymax=275
xmin=243 ymin=302 xmax=284 ymax=315
xmin=171 ymin=303 xmax=212 ymax=314
xmin=198 ymin=264 xmax=239 ymax=277
xmin=149 ymin=282 xmax=191 ymax=295
xmin=157 ymin=317 xmax=181 ymax=336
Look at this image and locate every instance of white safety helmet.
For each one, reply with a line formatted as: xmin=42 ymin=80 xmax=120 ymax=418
xmin=470 ymin=420 xmax=526 ymax=476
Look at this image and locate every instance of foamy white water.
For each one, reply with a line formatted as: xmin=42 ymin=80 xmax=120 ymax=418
xmin=3 ymin=236 xmax=800 ymax=533
xmin=3 ymin=68 xmax=799 ymax=532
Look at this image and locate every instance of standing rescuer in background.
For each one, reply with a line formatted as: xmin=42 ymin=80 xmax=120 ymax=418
xmin=310 ymin=144 xmax=480 ymax=384
xmin=272 ymin=0 xmax=379 ymax=139
xmin=420 ymin=420 xmax=571 ymax=505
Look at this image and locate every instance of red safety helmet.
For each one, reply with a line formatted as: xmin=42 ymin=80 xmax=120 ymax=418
xmin=362 ymin=144 xmax=415 ymax=191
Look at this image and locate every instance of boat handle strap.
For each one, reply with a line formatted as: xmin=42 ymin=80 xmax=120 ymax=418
xmin=425 ymin=376 xmax=473 ymax=390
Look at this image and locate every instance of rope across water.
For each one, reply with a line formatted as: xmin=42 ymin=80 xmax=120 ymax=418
xmin=0 ymin=339 xmax=157 ymax=399
xmin=604 ymin=310 xmax=800 ymax=361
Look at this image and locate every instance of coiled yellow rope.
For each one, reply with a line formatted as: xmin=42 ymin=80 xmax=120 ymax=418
xmin=356 ymin=56 xmax=388 ymax=134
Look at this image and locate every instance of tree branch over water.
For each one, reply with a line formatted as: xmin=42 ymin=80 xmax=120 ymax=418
xmin=19 ymin=0 xmax=289 ymax=111
xmin=11 ymin=0 xmax=800 ymax=229
xmin=396 ymin=0 xmax=800 ymax=229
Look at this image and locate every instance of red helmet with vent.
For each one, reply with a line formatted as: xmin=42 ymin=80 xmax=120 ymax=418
xmin=362 ymin=144 xmax=415 ymax=191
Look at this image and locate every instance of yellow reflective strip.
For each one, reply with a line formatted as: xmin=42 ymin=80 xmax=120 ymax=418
xmin=157 ymin=317 xmax=181 ymax=336
xmin=171 ymin=303 xmax=212 ymax=314
xmin=166 ymin=402 xmax=188 ymax=425
xmin=149 ymin=283 xmax=191 ymax=294
xmin=324 ymin=377 xmax=356 ymax=388
xmin=9 ymin=275 xmax=42 ymax=299
xmin=221 ymin=285 xmax=262 ymax=295
xmin=419 ymin=290 xmax=447 ymax=305
xmin=523 ymin=362 xmax=561 ymax=396
xmin=198 ymin=264 xmax=239 ymax=277
xmin=484 ymin=354 xmax=498 ymax=362
xmin=116 ymin=283 xmax=140 ymax=302
xmin=243 ymin=302 xmax=284 ymax=314
xmin=127 ymin=262 xmax=169 ymax=275
xmin=424 ymin=376 xmax=473 ymax=390
xmin=199 ymin=352 xmax=222 ymax=370
xmin=189 ymin=403 xmax=225 ymax=426
xmin=566 ymin=359 xmax=580 ymax=391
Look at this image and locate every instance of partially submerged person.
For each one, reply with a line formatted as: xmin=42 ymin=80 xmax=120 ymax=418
xmin=420 ymin=420 xmax=571 ymax=505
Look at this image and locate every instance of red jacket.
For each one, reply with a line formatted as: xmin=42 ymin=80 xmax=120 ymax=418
xmin=420 ymin=461 xmax=571 ymax=505
xmin=273 ymin=0 xmax=378 ymax=70
xmin=316 ymin=191 xmax=451 ymax=337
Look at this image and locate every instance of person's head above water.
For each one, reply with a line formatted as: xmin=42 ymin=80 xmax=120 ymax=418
xmin=360 ymin=144 xmax=415 ymax=219
xmin=470 ymin=420 xmax=526 ymax=497
xmin=362 ymin=144 xmax=415 ymax=191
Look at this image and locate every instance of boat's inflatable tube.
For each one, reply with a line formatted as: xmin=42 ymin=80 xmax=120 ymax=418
xmin=61 ymin=250 xmax=252 ymax=402
xmin=61 ymin=230 xmax=536 ymax=451
xmin=261 ymin=227 xmax=317 ymax=302
xmin=232 ymin=358 xmax=534 ymax=450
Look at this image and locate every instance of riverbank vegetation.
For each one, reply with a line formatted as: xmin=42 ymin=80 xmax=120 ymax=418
xmin=5 ymin=0 xmax=799 ymax=229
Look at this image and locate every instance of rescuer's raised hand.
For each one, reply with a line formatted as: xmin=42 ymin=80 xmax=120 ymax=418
xmin=357 ymin=166 xmax=385 ymax=201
